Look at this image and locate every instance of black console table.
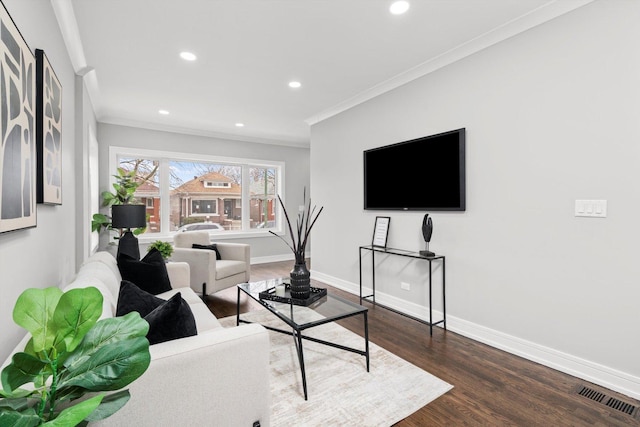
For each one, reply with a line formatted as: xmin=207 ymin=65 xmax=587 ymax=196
xmin=358 ymin=245 xmax=446 ymax=336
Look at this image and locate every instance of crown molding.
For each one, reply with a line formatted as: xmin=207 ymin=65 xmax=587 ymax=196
xmin=306 ymin=0 xmax=594 ymax=126
xmin=51 ymin=0 xmax=104 ymax=116
xmin=99 ymin=116 xmax=310 ymax=149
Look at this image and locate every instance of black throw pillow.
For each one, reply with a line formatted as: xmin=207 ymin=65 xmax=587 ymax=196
xmin=116 ymin=280 xmax=165 ymax=317
xmin=144 ymin=292 xmax=197 ymax=345
xmin=117 ymin=248 xmax=172 ymax=295
xmin=192 ymin=243 xmax=221 ymax=260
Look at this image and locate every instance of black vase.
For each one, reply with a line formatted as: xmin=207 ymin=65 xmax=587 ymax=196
xmin=290 ymin=262 xmax=311 ymax=300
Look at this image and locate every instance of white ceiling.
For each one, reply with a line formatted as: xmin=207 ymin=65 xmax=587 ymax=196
xmin=56 ymin=0 xmax=591 ymax=146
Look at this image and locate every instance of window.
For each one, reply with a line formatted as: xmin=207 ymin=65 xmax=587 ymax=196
xmin=191 ymin=199 xmax=218 ymax=215
xmin=117 ymin=157 xmax=161 ymax=235
xmin=111 ymin=147 xmax=283 ymax=236
xmin=204 ymin=181 xmax=231 ymax=188
xmin=249 ymin=167 xmax=277 ymax=229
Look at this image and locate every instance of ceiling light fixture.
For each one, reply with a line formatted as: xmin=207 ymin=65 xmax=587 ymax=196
xmin=288 ymin=81 xmax=301 ymax=89
xmin=179 ymin=51 xmax=197 ymax=61
xmin=390 ymin=1 xmax=410 ymax=15
xmin=158 ymin=109 xmax=170 ymax=115
xmin=235 ymin=123 xmax=245 ymax=128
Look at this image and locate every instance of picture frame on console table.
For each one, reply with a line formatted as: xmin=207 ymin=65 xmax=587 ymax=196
xmin=372 ymin=216 xmax=390 ymax=248
xmin=0 ymin=1 xmax=37 ymax=232
xmin=35 ymin=48 xmax=62 ymax=205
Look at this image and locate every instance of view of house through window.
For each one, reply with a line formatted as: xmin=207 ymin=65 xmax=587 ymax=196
xmin=118 ymin=157 xmax=161 ymax=234
xmin=170 ymin=161 xmax=242 ymax=232
xmin=250 ymin=167 xmax=277 ymax=229
xmin=115 ymin=153 xmax=281 ymax=235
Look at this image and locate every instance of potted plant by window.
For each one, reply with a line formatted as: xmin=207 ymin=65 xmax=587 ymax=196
xmin=91 ymin=167 xmax=149 ymax=258
xmin=269 ymin=189 xmax=323 ymax=299
xmin=147 ymin=240 xmax=173 ymax=260
xmin=0 ymin=286 xmax=150 ymax=426
xmin=91 ymin=167 xmax=146 ymax=236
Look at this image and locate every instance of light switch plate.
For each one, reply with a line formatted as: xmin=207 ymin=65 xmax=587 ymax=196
xmin=575 ymin=200 xmax=607 ymax=218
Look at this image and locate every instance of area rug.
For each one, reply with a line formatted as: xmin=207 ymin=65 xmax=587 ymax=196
xmin=219 ymin=310 xmax=452 ymax=426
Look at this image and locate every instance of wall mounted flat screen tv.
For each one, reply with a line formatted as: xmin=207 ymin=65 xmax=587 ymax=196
xmin=363 ymin=128 xmax=465 ymax=211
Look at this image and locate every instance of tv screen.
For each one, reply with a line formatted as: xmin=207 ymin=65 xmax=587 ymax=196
xmin=363 ymin=128 xmax=465 ymax=211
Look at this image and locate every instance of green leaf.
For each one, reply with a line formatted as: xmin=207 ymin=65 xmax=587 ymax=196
xmin=41 ymin=394 xmax=103 ymax=427
xmin=0 ymin=408 xmax=41 ymax=427
xmin=91 ymin=214 xmax=111 ymax=233
xmin=65 ymin=313 xmax=149 ymax=364
xmin=59 ymin=314 xmax=149 ymax=393
xmin=1 ymin=352 xmax=47 ymax=392
xmin=52 ymin=385 xmax=85 ymax=403
xmin=58 ymin=336 xmax=150 ymax=392
xmin=13 ymin=288 xmax=63 ymax=353
xmin=51 ymin=288 xmax=103 ymax=354
xmin=0 ymin=397 xmax=31 ymax=410
xmin=83 ymin=390 xmax=130 ymax=421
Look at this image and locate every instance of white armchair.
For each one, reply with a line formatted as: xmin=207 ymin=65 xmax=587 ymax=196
xmin=172 ymin=231 xmax=251 ymax=297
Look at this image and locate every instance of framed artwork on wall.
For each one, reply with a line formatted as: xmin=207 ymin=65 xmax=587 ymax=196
xmin=36 ymin=48 xmax=62 ymax=205
xmin=0 ymin=1 xmax=37 ymax=232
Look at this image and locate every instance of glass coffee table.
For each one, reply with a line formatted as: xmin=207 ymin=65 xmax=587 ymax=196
xmin=237 ymin=278 xmax=369 ymax=400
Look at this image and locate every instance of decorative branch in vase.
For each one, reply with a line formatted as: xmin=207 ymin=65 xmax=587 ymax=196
xmin=269 ymin=189 xmax=323 ymax=299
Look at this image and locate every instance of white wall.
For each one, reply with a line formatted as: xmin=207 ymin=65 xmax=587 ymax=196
xmin=310 ymin=0 xmax=640 ymax=398
xmin=0 ymin=1 xmax=84 ymax=362
xmin=96 ymin=123 xmax=310 ymax=261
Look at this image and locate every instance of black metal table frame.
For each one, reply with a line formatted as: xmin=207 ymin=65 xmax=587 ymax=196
xmin=358 ymin=245 xmax=446 ymax=336
xmin=236 ymin=286 xmax=369 ymax=400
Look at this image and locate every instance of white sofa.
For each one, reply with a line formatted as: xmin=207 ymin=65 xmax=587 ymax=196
xmin=2 ymin=251 xmax=271 ymax=427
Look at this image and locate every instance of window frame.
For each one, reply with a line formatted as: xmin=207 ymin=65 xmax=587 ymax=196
xmin=109 ymin=146 xmax=285 ymax=241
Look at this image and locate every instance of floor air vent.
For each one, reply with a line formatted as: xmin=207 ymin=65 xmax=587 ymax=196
xmin=577 ymin=386 xmax=605 ymax=403
xmin=576 ymin=385 xmax=637 ymax=417
xmin=605 ymin=397 xmax=635 ymax=415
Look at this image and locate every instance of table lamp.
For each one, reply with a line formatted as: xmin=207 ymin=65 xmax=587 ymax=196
xmin=112 ymin=204 xmax=146 ymax=260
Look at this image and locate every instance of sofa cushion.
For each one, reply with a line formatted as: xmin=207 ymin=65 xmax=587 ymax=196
xmin=117 ymin=248 xmax=172 ymax=295
xmin=116 ymin=280 xmax=165 ymax=318
xmin=76 ymin=262 xmax=120 ymax=301
xmin=189 ymin=303 xmax=223 ymax=332
xmin=157 ymin=287 xmax=202 ymax=305
xmin=192 ymin=243 xmax=221 ymax=260
xmin=144 ymin=292 xmax=197 ymax=345
xmin=215 ymin=260 xmax=247 ymax=280
xmin=62 ymin=278 xmax=115 ymax=320
xmin=83 ymin=251 xmax=121 ymax=280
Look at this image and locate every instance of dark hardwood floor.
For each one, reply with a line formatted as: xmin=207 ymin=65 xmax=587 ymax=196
xmin=205 ymin=260 xmax=640 ymax=426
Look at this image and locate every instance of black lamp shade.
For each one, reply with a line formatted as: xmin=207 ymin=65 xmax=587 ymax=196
xmin=111 ymin=204 xmax=146 ymax=229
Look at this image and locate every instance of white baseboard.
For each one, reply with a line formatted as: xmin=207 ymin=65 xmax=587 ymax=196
xmin=251 ymin=252 xmax=313 ymax=266
xmin=311 ymin=269 xmax=640 ymax=400
xmin=251 ymin=253 xmax=294 ymax=265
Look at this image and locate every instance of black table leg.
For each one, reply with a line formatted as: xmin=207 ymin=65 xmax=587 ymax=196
xmin=364 ymin=311 xmax=370 ymax=372
xmin=359 ymin=247 xmax=363 ymax=304
xmin=293 ymin=329 xmax=308 ymax=400
xmin=442 ymin=257 xmax=446 ymax=331
xmin=236 ymin=287 xmax=241 ymax=326
xmin=429 ymin=260 xmax=433 ymax=336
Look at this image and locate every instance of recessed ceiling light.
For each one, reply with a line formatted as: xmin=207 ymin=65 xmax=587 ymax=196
xmin=288 ymin=81 xmax=301 ymax=89
xmin=179 ymin=51 xmax=197 ymax=61
xmin=158 ymin=109 xmax=170 ymax=115
xmin=235 ymin=123 xmax=245 ymax=128
xmin=390 ymin=1 xmax=410 ymax=15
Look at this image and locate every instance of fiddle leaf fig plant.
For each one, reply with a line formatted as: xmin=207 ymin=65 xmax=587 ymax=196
xmin=91 ymin=167 xmax=148 ymax=238
xmin=0 ymin=286 xmax=151 ymax=426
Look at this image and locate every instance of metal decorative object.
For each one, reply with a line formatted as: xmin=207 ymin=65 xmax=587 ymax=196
xmin=419 ymin=213 xmax=435 ymax=257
